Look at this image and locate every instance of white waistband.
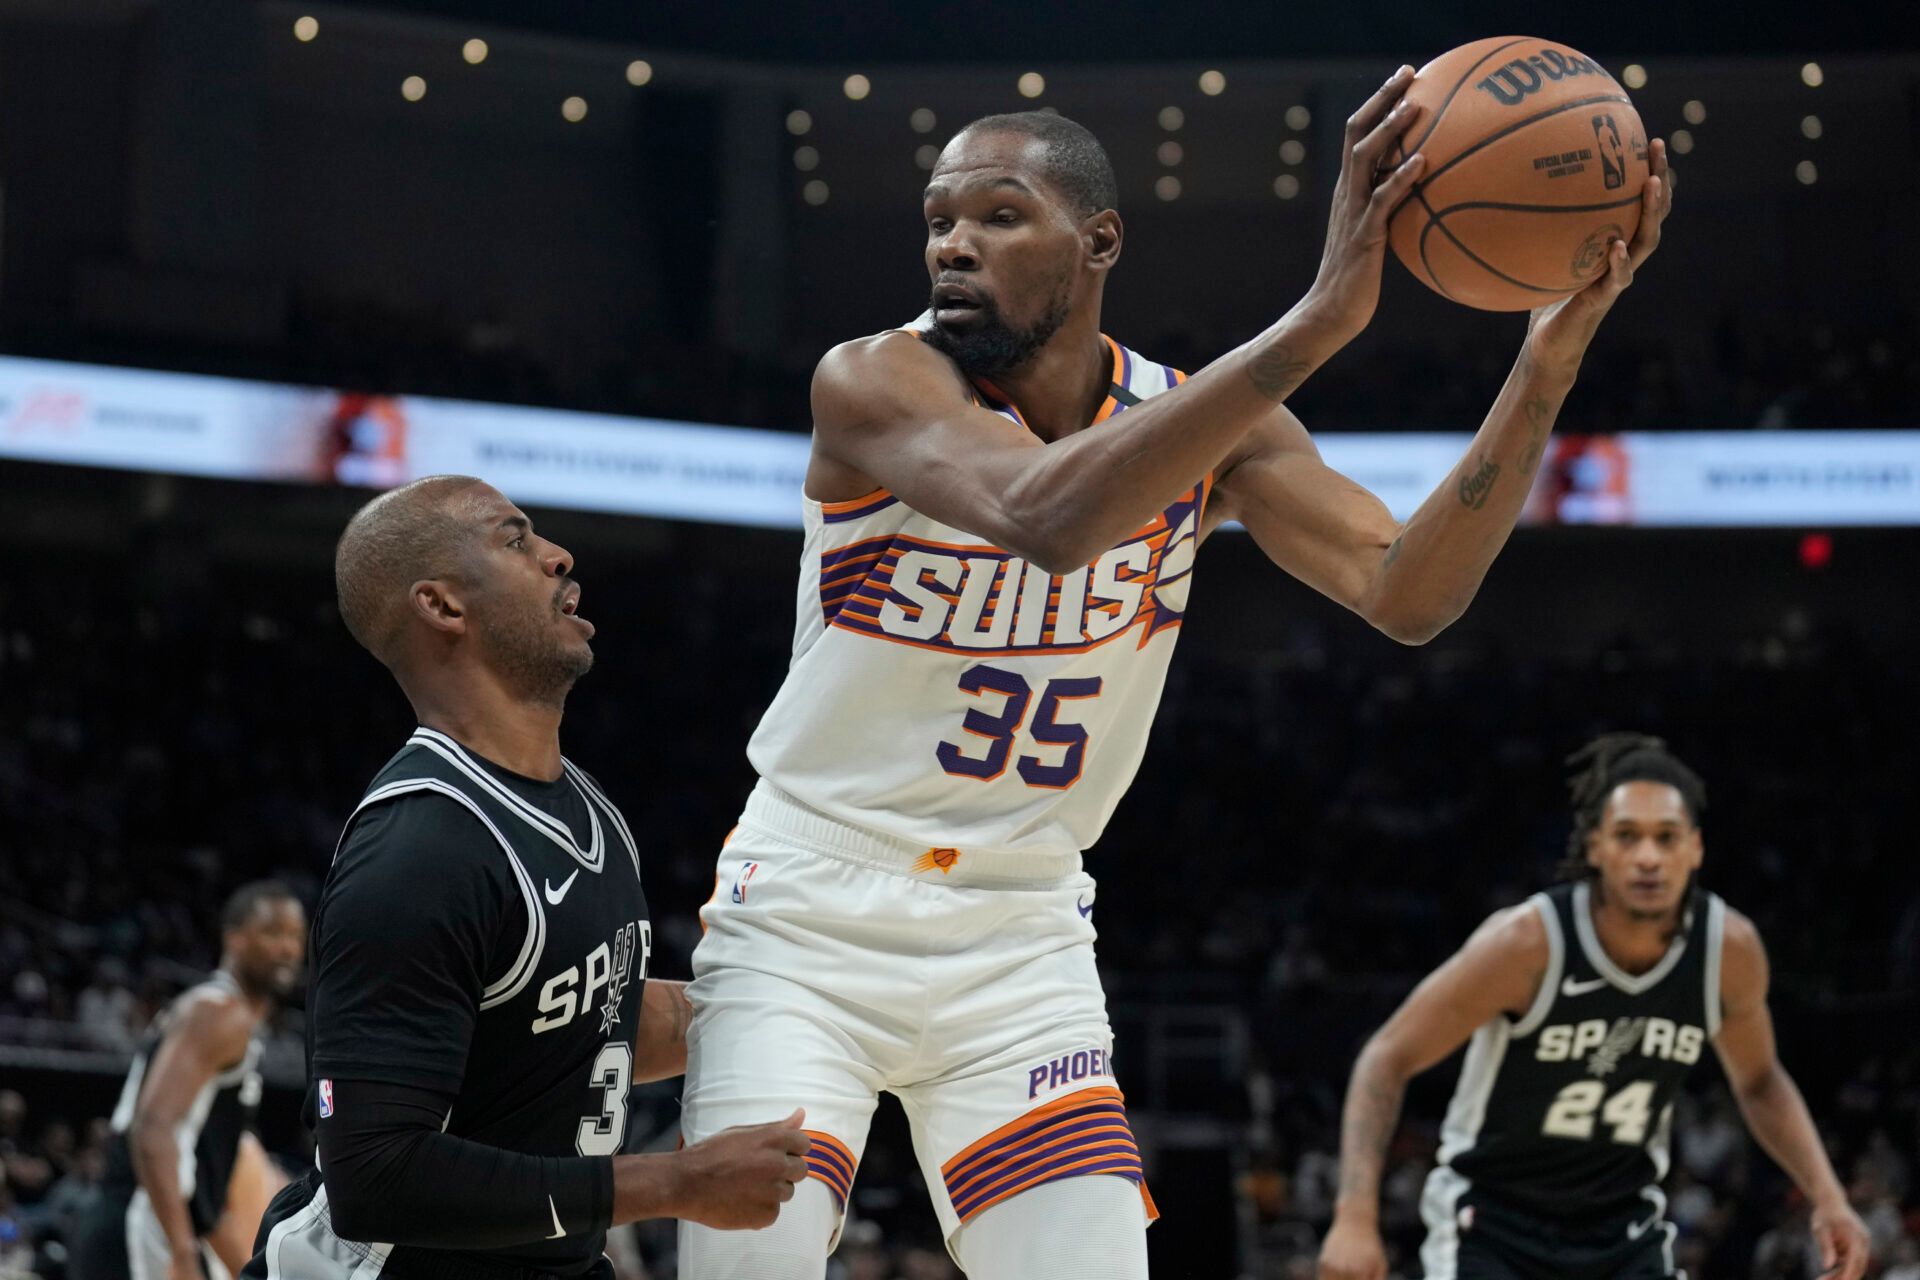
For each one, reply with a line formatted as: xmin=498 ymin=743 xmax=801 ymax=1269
xmin=739 ymin=779 xmax=1084 ymax=888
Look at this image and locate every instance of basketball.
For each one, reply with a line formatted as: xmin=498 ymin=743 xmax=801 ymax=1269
xmin=1387 ymin=36 xmax=1650 ymax=311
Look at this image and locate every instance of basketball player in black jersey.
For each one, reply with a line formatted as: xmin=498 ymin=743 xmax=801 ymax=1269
xmin=241 ymin=477 xmax=808 ymax=1280
xmin=1317 ymin=735 xmax=1869 ymax=1280
xmin=70 ymin=881 xmax=305 ymax=1280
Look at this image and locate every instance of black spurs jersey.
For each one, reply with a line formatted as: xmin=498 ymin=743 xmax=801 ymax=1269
xmin=1426 ymin=881 xmax=1726 ymax=1223
xmin=256 ymin=728 xmax=650 ymax=1279
xmin=99 ymin=972 xmax=265 ymax=1232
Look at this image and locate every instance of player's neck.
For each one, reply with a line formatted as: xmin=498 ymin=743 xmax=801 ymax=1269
xmin=415 ymin=701 xmax=565 ymax=781
xmin=215 ymin=964 xmax=273 ymax=1022
xmin=988 ymin=324 xmax=1113 ymax=442
xmin=1587 ymin=887 xmax=1684 ymax=975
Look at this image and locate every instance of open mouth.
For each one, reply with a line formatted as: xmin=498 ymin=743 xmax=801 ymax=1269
xmin=932 ymin=282 xmax=984 ymax=321
xmin=558 ymin=587 xmax=594 ymax=636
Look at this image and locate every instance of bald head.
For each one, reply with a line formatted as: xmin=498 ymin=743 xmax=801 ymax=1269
xmin=335 ymin=475 xmax=487 ymax=667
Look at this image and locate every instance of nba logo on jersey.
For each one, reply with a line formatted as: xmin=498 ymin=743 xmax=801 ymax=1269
xmin=731 ymin=862 xmax=760 ymax=905
xmin=317 ymin=1078 xmax=334 ymax=1119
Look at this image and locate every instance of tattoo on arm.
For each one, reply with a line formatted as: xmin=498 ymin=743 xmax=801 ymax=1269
xmin=1517 ymin=395 xmax=1553 ymax=477
xmin=1382 ymin=534 xmax=1405 ymax=567
xmin=1458 ymin=455 xmax=1501 ymax=511
xmin=1246 ymin=343 xmax=1313 ymax=402
xmin=1337 ymin=1068 xmax=1407 ymax=1200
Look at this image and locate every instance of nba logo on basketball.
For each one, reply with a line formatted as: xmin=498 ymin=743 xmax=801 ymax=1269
xmin=1592 ymin=114 xmax=1626 ymax=188
xmin=317 ymin=1078 xmax=334 ymax=1119
xmin=731 ymin=861 xmax=759 ymax=904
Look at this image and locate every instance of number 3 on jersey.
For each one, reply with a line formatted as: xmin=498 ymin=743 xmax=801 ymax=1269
xmin=937 ymin=666 xmax=1102 ymax=790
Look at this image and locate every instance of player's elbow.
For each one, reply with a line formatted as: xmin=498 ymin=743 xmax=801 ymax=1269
xmin=323 ymin=1175 xmax=404 ymax=1244
xmin=1367 ymin=607 xmax=1450 ymax=647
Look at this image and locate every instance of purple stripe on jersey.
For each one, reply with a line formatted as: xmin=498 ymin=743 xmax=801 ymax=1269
xmin=820 ymin=535 xmax=895 ymax=571
xmin=1164 ymin=363 xmax=1176 ymax=391
xmin=1116 ymin=342 xmax=1133 ymax=392
xmin=823 ymin=494 xmax=900 ymax=524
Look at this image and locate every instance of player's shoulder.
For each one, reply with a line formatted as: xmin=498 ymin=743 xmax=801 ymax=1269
xmin=165 ymin=979 xmax=255 ymax=1050
xmin=1712 ymin=896 xmax=1768 ymax=988
xmin=334 ymin=784 xmax=513 ymax=882
xmin=812 ymin=324 xmax=968 ymax=414
xmin=1464 ymin=896 xmax=1553 ymax=964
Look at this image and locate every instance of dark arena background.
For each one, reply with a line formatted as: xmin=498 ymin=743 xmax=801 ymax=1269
xmin=2 ymin=1 xmax=1917 ymax=1277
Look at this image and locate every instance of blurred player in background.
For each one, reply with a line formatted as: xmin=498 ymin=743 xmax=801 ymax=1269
xmin=242 ymin=477 xmax=807 ymax=1280
xmin=679 ymin=69 xmax=1672 ymax=1279
xmin=1317 ymin=735 xmax=1870 ymax=1280
xmin=69 ymin=882 xmax=305 ymax=1280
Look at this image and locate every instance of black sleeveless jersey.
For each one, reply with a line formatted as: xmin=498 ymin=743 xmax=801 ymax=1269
xmin=266 ymin=728 xmax=650 ymax=1278
xmin=1429 ymin=881 xmax=1726 ymax=1221
xmin=99 ymin=972 xmax=265 ymax=1233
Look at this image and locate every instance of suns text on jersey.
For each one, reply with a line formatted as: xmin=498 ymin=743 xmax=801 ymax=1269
xmin=818 ymin=485 xmax=1203 ymax=658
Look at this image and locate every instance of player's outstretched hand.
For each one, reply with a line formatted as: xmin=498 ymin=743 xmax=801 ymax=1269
xmin=1317 ymin=1214 xmax=1388 ymax=1280
xmin=672 ymin=1108 xmax=812 ymax=1230
xmin=1524 ymin=137 xmax=1674 ymax=374
xmin=1811 ymin=1197 xmax=1872 ymax=1280
xmin=1304 ymin=65 xmax=1426 ymax=346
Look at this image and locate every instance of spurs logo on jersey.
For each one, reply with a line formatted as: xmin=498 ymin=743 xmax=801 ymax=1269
xmin=1423 ymin=881 xmax=1728 ymax=1222
xmin=748 ymin=329 xmax=1203 ymax=861
xmin=533 ymin=920 xmax=653 ymax=1036
xmin=1535 ymin=1016 xmax=1706 ymax=1071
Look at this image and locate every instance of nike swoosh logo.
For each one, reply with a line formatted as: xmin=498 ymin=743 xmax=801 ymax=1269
xmin=1561 ymin=975 xmax=1610 ymax=997
xmin=545 ymin=870 xmax=580 ymax=906
xmin=546 ymin=1194 xmax=565 ymax=1240
xmin=1076 ymin=896 xmax=1094 ymax=918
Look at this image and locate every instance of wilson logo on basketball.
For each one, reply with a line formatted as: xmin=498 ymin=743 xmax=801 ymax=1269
xmin=1474 ymin=49 xmax=1609 ymax=106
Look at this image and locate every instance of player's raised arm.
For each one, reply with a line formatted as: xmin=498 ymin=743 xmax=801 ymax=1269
xmin=1711 ymin=911 xmax=1870 ymax=1280
xmin=1212 ymin=141 xmax=1675 ymax=645
xmin=811 ymin=68 xmax=1429 ymax=575
xmin=1318 ymin=906 xmax=1547 ymax=1280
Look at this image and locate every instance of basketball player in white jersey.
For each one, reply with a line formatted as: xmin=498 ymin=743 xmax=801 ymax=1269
xmin=680 ymin=72 xmax=1673 ymax=1278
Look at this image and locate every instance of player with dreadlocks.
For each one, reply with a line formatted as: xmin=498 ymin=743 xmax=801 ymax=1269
xmin=1316 ymin=734 xmax=1868 ymax=1280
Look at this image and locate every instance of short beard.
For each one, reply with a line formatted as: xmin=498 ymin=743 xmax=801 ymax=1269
xmin=476 ymin=594 xmax=593 ymax=712
xmin=925 ymin=278 xmax=1071 ymax=380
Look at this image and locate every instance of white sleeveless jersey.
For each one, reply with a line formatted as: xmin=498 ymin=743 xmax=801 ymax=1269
xmin=748 ymin=331 xmax=1204 ymax=862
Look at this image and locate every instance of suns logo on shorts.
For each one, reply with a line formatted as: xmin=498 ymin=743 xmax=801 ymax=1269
xmin=912 ymin=847 xmax=961 ymax=875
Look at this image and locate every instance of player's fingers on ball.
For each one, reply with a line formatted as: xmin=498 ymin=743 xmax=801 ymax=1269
xmin=784 ymin=1155 xmax=807 ymax=1181
xmin=1354 ymin=99 xmax=1419 ymax=170
xmin=1346 ymin=65 xmax=1414 ymax=143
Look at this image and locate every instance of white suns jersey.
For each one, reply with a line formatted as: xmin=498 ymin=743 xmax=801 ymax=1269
xmin=748 ymin=329 xmax=1203 ymax=862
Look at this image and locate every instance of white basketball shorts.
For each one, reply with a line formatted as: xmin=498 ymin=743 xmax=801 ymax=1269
xmin=680 ymin=780 xmax=1156 ymax=1246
